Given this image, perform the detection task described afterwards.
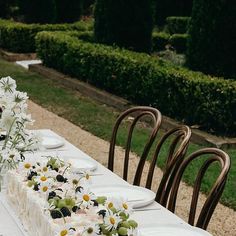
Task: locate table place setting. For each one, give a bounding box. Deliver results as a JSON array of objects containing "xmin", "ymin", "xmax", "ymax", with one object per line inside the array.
[{"xmin": 0, "ymin": 76, "xmax": 213, "ymax": 236}]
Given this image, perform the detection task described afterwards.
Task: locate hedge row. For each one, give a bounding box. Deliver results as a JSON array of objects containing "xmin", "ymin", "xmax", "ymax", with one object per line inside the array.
[
  {"xmin": 166, "ymin": 16, "xmax": 190, "ymax": 34},
  {"xmin": 152, "ymin": 32, "xmax": 188, "ymax": 53},
  {"xmin": 0, "ymin": 19, "xmax": 92, "ymax": 53},
  {"xmin": 35, "ymin": 31, "xmax": 236, "ymax": 136}
]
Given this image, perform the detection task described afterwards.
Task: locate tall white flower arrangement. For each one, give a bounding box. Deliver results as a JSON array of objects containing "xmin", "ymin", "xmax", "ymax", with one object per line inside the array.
[{"xmin": 0, "ymin": 76, "xmax": 41, "ymax": 172}]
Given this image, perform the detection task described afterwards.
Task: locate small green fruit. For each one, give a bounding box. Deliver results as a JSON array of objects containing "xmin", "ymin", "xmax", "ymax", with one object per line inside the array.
[
  {"xmin": 128, "ymin": 220, "xmax": 138, "ymax": 228},
  {"xmin": 118, "ymin": 227, "xmax": 128, "ymax": 236}
]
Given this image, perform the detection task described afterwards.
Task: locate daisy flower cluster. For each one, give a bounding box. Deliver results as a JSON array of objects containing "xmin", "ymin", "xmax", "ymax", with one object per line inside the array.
[
  {"xmin": 0, "ymin": 76, "xmax": 42, "ymax": 172},
  {"xmin": 17, "ymin": 155, "xmax": 139, "ymax": 236}
]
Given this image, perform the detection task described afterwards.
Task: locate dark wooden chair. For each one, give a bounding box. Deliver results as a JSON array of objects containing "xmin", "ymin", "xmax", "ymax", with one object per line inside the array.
[
  {"xmin": 108, "ymin": 106, "xmax": 162, "ymax": 186},
  {"xmin": 145, "ymin": 126, "xmax": 191, "ymax": 203},
  {"xmin": 166, "ymin": 148, "xmax": 230, "ymax": 230}
]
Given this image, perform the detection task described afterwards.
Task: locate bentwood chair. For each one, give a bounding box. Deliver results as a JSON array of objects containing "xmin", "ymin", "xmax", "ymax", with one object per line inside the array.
[
  {"xmin": 145, "ymin": 126, "xmax": 191, "ymax": 205},
  {"xmin": 166, "ymin": 148, "xmax": 230, "ymax": 230},
  {"xmin": 108, "ymin": 106, "xmax": 162, "ymax": 186}
]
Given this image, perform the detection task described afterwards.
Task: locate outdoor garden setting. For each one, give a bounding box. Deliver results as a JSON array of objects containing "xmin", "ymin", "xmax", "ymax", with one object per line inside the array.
[{"xmin": 0, "ymin": 0, "xmax": 235, "ymax": 236}]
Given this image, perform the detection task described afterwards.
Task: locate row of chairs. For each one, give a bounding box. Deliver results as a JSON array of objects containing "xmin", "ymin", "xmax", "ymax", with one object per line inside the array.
[{"xmin": 108, "ymin": 106, "xmax": 230, "ymax": 230}]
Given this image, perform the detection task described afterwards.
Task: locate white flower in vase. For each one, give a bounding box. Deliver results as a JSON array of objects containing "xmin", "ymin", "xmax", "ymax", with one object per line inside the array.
[{"xmin": 0, "ymin": 76, "xmax": 17, "ymax": 93}]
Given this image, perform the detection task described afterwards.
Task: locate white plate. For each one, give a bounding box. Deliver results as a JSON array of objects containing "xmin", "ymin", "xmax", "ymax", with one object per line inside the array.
[
  {"xmin": 92, "ymin": 185, "xmax": 155, "ymax": 208},
  {"xmin": 41, "ymin": 136, "xmax": 65, "ymax": 149},
  {"xmin": 139, "ymin": 225, "xmax": 212, "ymax": 236},
  {"xmin": 67, "ymin": 157, "xmax": 97, "ymax": 171}
]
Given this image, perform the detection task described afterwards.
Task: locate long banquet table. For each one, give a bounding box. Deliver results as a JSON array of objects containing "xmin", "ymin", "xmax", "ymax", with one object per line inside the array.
[{"xmin": 0, "ymin": 129, "xmax": 212, "ymax": 236}]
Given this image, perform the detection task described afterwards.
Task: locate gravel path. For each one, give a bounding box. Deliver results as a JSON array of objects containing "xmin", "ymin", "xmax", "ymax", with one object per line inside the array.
[{"xmin": 28, "ymin": 100, "xmax": 236, "ymax": 236}]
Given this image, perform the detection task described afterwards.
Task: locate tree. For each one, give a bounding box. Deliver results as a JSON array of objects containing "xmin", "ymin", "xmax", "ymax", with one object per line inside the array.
[
  {"xmin": 155, "ymin": 0, "xmax": 193, "ymax": 26},
  {"xmin": 55, "ymin": 0, "xmax": 83, "ymax": 23},
  {"xmin": 187, "ymin": 0, "xmax": 236, "ymax": 78},
  {"xmin": 94, "ymin": 0, "xmax": 154, "ymax": 53},
  {"xmin": 19, "ymin": 0, "xmax": 57, "ymax": 23}
]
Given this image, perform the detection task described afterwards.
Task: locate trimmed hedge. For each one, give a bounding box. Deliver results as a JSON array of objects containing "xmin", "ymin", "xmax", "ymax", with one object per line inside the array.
[
  {"xmin": 166, "ymin": 16, "xmax": 190, "ymax": 34},
  {"xmin": 0, "ymin": 19, "xmax": 92, "ymax": 53},
  {"xmin": 169, "ymin": 34, "xmax": 188, "ymax": 53},
  {"xmin": 152, "ymin": 32, "xmax": 187, "ymax": 53},
  {"xmin": 152, "ymin": 32, "xmax": 170, "ymax": 51},
  {"xmin": 35, "ymin": 31, "xmax": 236, "ymax": 136},
  {"xmin": 187, "ymin": 0, "xmax": 236, "ymax": 78}
]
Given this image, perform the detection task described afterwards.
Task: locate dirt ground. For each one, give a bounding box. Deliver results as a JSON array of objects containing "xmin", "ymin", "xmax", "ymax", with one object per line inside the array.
[{"xmin": 29, "ymin": 100, "xmax": 236, "ymax": 236}]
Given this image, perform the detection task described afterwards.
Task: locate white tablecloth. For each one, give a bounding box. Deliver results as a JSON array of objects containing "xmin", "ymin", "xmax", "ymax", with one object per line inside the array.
[{"xmin": 0, "ymin": 129, "xmax": 211, "ymax": 236}]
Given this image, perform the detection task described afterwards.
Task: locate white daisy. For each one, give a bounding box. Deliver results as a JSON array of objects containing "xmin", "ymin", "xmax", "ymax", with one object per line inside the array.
[
  {"xmin": 105, "ymin": 197, "xmax": 119, "ymax": 210},
  {"xmin": 83, "ymin": 223, "xmax": 100, "ymax": 236},
  {"xmin": 117, "ymin": 198, "xmax": 131, "ymax": 214},
  {"xmin": 104, "ymin": 210, "xmax": 122, "ymax": 231},
  {"xmin": 76, "ymin": 187, "xmax": 96, "ymax": 208},
  {"xmin": 56, "ymin": 224, "xmax": 76, "ymax": 236}
]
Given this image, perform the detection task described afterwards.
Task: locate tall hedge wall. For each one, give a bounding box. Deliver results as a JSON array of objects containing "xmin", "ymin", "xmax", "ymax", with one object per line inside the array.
[
  {"xmin": 36, "ymin": 31, "xmax": 236, "ymax": 136},
  {"xmin": 0, "ymin": 19, "xmax": 92, "ymax": 53},
  {"xmin": 187, "ymin": 0, "xmax": 236, "ymax": 78},
  {"xmin": 94, "ymin": 0, "xmax": 153, "ymax": 53}
]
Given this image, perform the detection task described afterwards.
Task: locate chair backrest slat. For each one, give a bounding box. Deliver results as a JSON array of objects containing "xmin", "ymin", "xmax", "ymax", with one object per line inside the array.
[
  {"xmin": 167, "ymin": 148, "xmax": 230, "ymax": 230},
  {"xmin": 108, "ymin": 106, "xmax": 162, "ymax": 185}
]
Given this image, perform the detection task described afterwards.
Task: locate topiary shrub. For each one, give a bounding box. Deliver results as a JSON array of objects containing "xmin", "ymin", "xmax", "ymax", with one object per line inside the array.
[
  {"xmin": 187, "ymin": 0, "xmax": 236, "ymax": 78},
  {"xmin": 0, "ymin": 0, "xmax": 8, "ymax": 18},
  {"xmin": 55, "ymin": 0, "xmax": 83, "ymax": 23},
  {"xmin": 169, "ymin": 34, "xmax": 188, "ymax": 53},
  {"xmin": 155, "ymin": 0, "xmax": 193, "ymax": 26},
  {"xmin": 152, "ymin": 32, "xmax": 170, "ymax": 51},
  {"xmin": 94, "ymin": 0, "xmax": 154, "ymax": 53},
  {"xmin": 166, "ymin": 16, "xmax": 190, "ymax": 34},
  {"xmin": 19, "ymin": 0, "xmax": 57, "ymax": 24}
]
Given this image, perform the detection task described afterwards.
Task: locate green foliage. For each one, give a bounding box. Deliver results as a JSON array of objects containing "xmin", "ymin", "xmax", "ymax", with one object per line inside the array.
[
  {"xmin": 83, "ymin": 0, "xmax": 95, "ymax": 16},
  {"xmin": 0, "ymin": 19, "xmax": 91, "ymax": 53},
  {"xmin": 55, "ymin": 0, "xmax": 83, "ymax": 23},
  {"xmin": 0, "ymin": 0, "xmax": 8, "ymax": 18},
  {"xmin": 19, "ymin": 0, "xmax": 57, "ymax": 23},
  {"xmin": 94, "ymin": 0, "xmax": 154, "ymax": 53},
  {"xmin": 152, "ymin": 32, "xmax": 170, "ymax": 51},
  {"xmin": 152, "ymin": 32, "xmax": 187, "ymax": 53},
  {"xmin": 36, "ymin": 31, "xmax": 236, "ymax": 136},
  {"xmin": 169, "ymin": 34, "xmax": 188, "ymax": 53},
  {"xmin": 166, "ymin": 16, "xmax": 190, "ymax": 34},
  {"xmin": 187, "ymin": 0, "xmax": 236, "ymax": 78},
  {"xmin": 155, "ymin": 0, "xmax": 193, "ymax": 26}
]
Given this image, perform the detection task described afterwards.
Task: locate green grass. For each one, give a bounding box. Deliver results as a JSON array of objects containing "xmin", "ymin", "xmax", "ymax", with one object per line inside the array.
[{"xmin": 0, "ymin": 59, "xmax": 236, "ymax": 210}]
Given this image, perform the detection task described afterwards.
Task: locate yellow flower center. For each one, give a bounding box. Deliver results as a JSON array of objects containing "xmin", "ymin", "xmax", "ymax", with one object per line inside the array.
[
  {"xmin": 110, "ymin": 217, "xmax": 116, "ymax": 225},
  {"xmin": 72, "ymin": 179, "xmax": 79, "ymax": 185},
  {"xmin": 60, "ymin": 230, "xmax": 68, "ymax": 236},
  {"xmin": 40, "ymin": 176, "xmax": 47, "ymax": 182},
  {"xmin": 83, "ymin": 194, "xmax": 90, "ymax": 202},
  {"xmin": 108, "ymin": 202, "xmax": 113, "ymax": 209},
  {"xmin": 86, "ymin": 174, "xmax": 90, "ymax": 180},
  {"xmin": 42, "ymin": 186, "xmax": 48, "ymax": 192},
  {"xmin": 123, "ymin": 203, "xmax": 128, "ymax": 210},
  {"xmin": 24, "ymin": 163, "xmax": 31, "ymax": 169},
  {"xmin": 42, "ymin": 167, "xmax": 48, "ymax": 172}
]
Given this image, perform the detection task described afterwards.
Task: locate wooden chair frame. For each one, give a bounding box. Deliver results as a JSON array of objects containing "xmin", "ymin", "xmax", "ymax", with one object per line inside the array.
[
  {"xmin": 167, "ymin": 148, "xmax": 230, "ymax": 229},
  {"xmin": 108, "ymin": 106, "xmax": 162, "ymax": 186},
  {"xmin": 145, "ymin": 126, "xmax": 191, "ymax": 205}
]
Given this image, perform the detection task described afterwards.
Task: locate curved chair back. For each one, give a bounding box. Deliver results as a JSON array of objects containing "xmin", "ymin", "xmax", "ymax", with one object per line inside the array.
[
  {"xmin": 146, "ymin": 126, "xmax": 191, "ymax": 202},
  {"xmin": 108, "ymin": 106, "xmax": 162, "ymax": 186},
  {"xmin": 167, "ymin": 148, "xmax": 230, "ymax": 229}
]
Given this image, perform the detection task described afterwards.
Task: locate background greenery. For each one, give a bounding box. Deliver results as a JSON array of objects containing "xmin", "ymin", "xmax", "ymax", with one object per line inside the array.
[{"xmin": 0, "ymin": 58, "xmax": 235, "ymax": 210}]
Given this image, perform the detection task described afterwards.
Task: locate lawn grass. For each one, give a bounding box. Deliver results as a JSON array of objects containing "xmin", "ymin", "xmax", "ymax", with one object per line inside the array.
[{"xmin": 0, "ymin": 59, "xmax": 235, "ymax": 210}]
